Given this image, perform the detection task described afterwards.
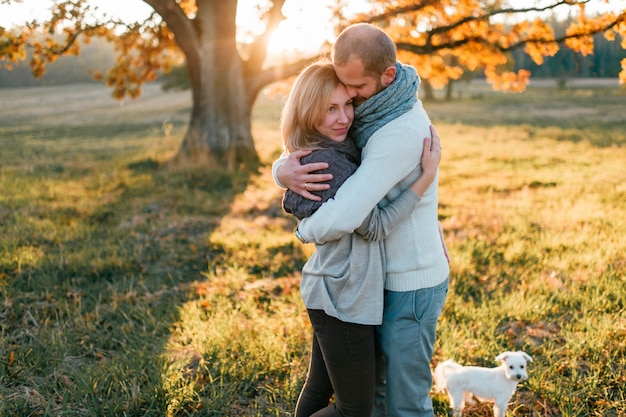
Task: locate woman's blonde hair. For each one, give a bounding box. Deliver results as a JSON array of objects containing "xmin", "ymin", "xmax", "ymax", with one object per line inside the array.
[{"xmin": 281, "ymin": 60, "xmax": 342, "ymax": 153}]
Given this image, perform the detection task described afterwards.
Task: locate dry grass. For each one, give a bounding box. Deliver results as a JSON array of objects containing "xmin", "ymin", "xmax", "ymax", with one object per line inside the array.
[{"xmin": 0, "ymin": 80, "xmax": 625, "ymax": 416}]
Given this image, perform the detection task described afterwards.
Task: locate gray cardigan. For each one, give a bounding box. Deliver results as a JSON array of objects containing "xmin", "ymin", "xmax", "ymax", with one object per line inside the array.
[{"xmin": 284, "ymin": 137, "xmax": 422, "ymax": 325}]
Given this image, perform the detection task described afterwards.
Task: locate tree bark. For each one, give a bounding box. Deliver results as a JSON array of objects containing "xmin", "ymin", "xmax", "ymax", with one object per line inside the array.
[
  {"xmin": 421, "ymin": 78, "xmax": 435, "ymax": 101},
  {"xmin": 445, "ymin": 79, "xmax": 454, "ymax": 101},
  {"xmin": 170, "ymin": 0, "xmax": 259, "ymax": 170},
  {"xmin": 175, "ymin": 46, "xmax": 258, "ymax": 170}
]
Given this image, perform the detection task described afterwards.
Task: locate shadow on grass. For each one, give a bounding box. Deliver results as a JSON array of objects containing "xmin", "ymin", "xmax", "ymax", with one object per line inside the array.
[{"xmin": 0, "ymin": 150, "xmax": 263, "ymax": 414}]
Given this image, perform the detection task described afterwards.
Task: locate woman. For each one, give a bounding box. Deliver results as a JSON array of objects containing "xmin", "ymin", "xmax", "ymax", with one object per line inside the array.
[{"xmin": 281, "ymin": 60, "xmax": 441, "ymax": 417}]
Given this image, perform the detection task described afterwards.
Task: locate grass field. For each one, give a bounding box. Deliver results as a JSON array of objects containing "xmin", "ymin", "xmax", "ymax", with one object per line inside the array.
[{"xmin": 0, "ymin": 79, "xmax": 625, "ymax": 416}]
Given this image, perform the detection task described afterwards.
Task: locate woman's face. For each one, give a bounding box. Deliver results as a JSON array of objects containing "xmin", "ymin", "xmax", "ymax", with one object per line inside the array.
[{"xmin": 315, "ymin": 84, "xmax": 354, "ymax": 142}]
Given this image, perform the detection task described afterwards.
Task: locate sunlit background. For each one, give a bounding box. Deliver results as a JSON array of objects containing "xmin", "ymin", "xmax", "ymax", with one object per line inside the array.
[
  {"xmin": 0, "ymin": 0, "xmax": 369, "ymax": 59},
  {"xmin": 1, "ymin": 0, "xmax": 624, "ymax": 60}
]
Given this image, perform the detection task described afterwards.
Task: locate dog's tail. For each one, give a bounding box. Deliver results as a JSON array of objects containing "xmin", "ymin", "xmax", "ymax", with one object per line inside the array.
[{"xmin": 433, "ymin": 359, "xmax": 461, "ymax": 392}]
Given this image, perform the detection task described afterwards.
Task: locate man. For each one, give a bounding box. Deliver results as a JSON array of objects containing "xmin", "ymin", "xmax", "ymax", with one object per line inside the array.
[{"xmin": 274, "ymin": 23, "xmax": 450, "ymax": 417}]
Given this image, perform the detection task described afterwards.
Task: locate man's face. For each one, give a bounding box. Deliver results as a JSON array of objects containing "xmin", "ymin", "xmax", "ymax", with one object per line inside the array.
[{"xmin": 334, "ymin": 57, "xmax": 385, "ymax": 106}]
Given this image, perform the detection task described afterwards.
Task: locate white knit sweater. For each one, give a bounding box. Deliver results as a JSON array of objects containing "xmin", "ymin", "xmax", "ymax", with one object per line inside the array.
[{"xmin": 297, "ymin": 101, "xmax": 450, "ymax": 291}]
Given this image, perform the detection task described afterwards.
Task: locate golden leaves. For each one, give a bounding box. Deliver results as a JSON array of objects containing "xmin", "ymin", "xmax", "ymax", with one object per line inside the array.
[
  {"xmin": 565, "ymin": 34, "xmax": 595, "ymax": 56},
  {"xmin": 178, "ymin": 0, "xmax": 198, "ymax": 17},
  {"xmin": 1, "ymin": 0, "xmax": 624, "ymax": 98},
  {"xmin": 0, "ymin": 0, "xmax": 181, "ymax": 100},
  {"xmin": 0, "ymin": 28, "xmax": 28, "ymax": 70},
  {"xmin": 0, "ymin": 0, "xmax": 108, "ymax": 78},
  {"xmin": 384, "ymin": 0, "xmax": 625, "ymax": 92},
  {"xmin": 102, "ymin": 23, "xmax": 181, "ymax": 101},
  {"xmin": 485, "ymin": 68, "xmax": 531, "ymax": 92},
  {"xmin": 517, "ymin": 19, "xmax": 560, "ymax": 65},
  {"xmin": 604, "ymin": 30, "xmax": 615, "ymax": 42}
]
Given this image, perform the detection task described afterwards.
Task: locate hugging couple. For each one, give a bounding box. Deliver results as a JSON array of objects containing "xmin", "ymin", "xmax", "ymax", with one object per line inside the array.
[{"xmin": 274, "ymin": 23, "xmax": 450, "ymax": 417}]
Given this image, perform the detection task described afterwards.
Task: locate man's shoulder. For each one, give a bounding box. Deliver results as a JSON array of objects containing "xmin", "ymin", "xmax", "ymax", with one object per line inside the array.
[
  {"xmin": 395, "ymin": 100, "xmax": 428, "ymax": 123},
  {"xmin": 365, "ymin": 104, "xmax": 431, "ymax": 148},
  {"xmin": 379, "ymin": 102, "xmax": 429, "ymax": 131}
]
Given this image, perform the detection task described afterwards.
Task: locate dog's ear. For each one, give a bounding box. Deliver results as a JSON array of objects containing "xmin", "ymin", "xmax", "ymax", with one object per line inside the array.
[
  {"xmin": 521, "ymin": 351, "xmax": 533, "ymax": 363},
  {"xmin": 495, "ymin": 352, "xmax": 509, "ymax": 363}
]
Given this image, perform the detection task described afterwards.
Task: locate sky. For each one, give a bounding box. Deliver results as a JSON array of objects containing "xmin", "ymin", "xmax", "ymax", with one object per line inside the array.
[
  {"xmin": 1, "ymin": 0, "xmax": 623, "ymax": 27},
  {"xmin": 1, "ymin": 0, "xmax": 623, "ymax": 26},
  {"xmin": 0, "ymin": 0, "xmax": 153, "ymax": 27},
  {"xmin": 0, "ymin": 0, "xmax": 358, "ymax": 29}
]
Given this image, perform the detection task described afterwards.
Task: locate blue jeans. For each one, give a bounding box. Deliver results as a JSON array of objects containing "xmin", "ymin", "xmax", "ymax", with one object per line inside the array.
[
  {"xmin": 295, "ymin": 310, "xmax": 376, "ymax": 417},
  {"xmin": 372, "ymin": 277, "xmax": 449, "ymax": 417}
]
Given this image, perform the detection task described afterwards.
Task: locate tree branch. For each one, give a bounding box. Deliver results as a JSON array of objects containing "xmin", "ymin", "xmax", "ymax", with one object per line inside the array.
[
  {"xmin": 246, "ymin": 55, "xmax": 320, "ymax": 98},
  {"xmin": 142, "ymin": 0, "xmax": 197, "ymax": 56},
  {"xmin": 350, "ymin": 0, "xmax": 438, "ymax": 24},
  {"xmin": 245, "ymin": 0, "xmax": 286, "ymax": 73},
  {"xmin": 397, "ymin": 16, "xmax": 623, "ymax": 55},
  {"xmin": 389, "ymin": 0, "xmax": 624, "ymax": 56},
  {"xmin": 426, "ymin": 0, "xmax": 593, "ymax": 38},
  {"xmin": 364, "ymin": 0, "xmax": 593, "ymax": 27}
]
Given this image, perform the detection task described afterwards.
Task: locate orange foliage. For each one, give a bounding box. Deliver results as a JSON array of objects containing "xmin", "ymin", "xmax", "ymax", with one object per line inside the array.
[
  {"xmin": 365, "ymin": 0, "xmax": 625, "ymax": 92},
  {"xmin": 1, "ymin": 0, "xmax": 625, "ymax": 97},
  {"xmin": 0, "ymin": 0, "xmax": 180, "ymax": 100}
]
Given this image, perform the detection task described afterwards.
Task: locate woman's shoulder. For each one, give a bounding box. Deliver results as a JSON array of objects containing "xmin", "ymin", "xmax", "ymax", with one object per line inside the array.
[
  {"xmin": 301, "ymin": 143, "xmax": 358, "ymax": 166},
  {"xmin": 301, "ymin": 139, "xmax": 360, "ymax": 164}
]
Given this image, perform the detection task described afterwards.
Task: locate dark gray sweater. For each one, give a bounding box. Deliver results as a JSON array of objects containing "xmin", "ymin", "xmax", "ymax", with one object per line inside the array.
[{"xmin": 282, "ymin": 136, "xmax": 360, "ymax": 220}]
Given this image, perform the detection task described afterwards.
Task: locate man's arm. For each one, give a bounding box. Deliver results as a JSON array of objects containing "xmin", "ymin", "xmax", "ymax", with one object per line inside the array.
[
  {"xmin": 298, "ymin": 117, "xmax": 430, "ymax": 243},
  {"xmin": 354, "ymin": 131, "xmax": 441, "ymax": 242},
  {"xmin": 272, "ymin": 150, "xmax": 333, "ymax": 202}
]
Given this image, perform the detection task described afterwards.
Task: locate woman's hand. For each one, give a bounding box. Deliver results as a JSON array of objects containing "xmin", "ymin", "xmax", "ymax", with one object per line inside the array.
[
  {"xmin": 421, "ymin": 125, "xmax": 442, "ymax": 178},
  {"xmin": 409, "ymin": 125, "xmax": 442, "ymax": 197}
]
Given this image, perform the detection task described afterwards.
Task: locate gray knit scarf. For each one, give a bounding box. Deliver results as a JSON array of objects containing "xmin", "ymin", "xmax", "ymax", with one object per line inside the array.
[{"xmin": 349, "ymin": 62, "xmax": 420, "ymax": 149}]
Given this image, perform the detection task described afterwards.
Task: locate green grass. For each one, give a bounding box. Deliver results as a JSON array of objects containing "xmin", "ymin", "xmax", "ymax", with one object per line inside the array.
[{"xmin": 0, "ymin": 80, "xmax": 625, "ymax": 416}]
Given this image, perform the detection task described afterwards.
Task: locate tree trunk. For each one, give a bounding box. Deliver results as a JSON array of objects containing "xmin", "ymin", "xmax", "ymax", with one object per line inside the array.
[
  {"xmin": 175, "ymin": 53, "xmax": 259, "ymax": 170},
  {"xmin": 173, "ymin": 0, "xmax": 259, "ymax": 171},
  {"xmin": 421, "ymin": 78, "xmax": 435, "ymax": 101},
  {"xmin": 445, "ymin": 79, "xmax": 454, "ymax": 101}
]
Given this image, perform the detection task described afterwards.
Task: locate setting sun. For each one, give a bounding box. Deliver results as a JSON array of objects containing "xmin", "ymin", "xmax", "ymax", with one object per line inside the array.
[
  {"xmin": 237, "ymin": 0, "xmax": 341, "ymax": 60},
  {"xmin": 262, "ymin": 0, "xmax": 375, "ymax": 58},
  {"xmin": 266, "ymin": 20, "xmax": 328, "ymax": 59}
]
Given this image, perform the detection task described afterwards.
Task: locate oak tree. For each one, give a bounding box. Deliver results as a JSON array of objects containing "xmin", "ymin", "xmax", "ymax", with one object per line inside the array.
[{"xmin": 1, "ymin": 0, "xmax": 624, "ymax": 168}]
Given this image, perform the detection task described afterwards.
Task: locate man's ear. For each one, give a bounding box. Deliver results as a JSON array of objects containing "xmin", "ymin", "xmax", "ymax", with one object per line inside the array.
[{"xmin": 381, "ymin": 65, "xmax": 396, "ymax": 86}]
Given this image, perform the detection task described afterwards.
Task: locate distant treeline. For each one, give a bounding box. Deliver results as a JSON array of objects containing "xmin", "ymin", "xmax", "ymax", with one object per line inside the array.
[
  {"xmin": 512, "ymin": 32, "xmax": 626, "ymax": 79},
  {"xmin": 1, "ymin": 30, "xmax": 624, "ymax": 89}
]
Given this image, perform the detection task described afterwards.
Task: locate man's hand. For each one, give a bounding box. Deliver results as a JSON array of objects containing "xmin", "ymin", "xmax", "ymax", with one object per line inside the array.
[{"xmin": 277, "ymin": 149, "xmax": 333, "ymax": 202}]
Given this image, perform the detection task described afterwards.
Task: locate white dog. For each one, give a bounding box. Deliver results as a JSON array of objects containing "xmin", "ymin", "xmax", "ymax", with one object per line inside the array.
[{"xmin": 434, "ymin": 351, "xmax": 532, "ymax": 417}]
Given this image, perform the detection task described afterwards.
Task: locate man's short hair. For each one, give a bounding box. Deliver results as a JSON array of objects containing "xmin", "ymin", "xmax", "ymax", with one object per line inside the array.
[{"xmin": 332, "ymin": 23, "xmax": 397, "ymax": 76}]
